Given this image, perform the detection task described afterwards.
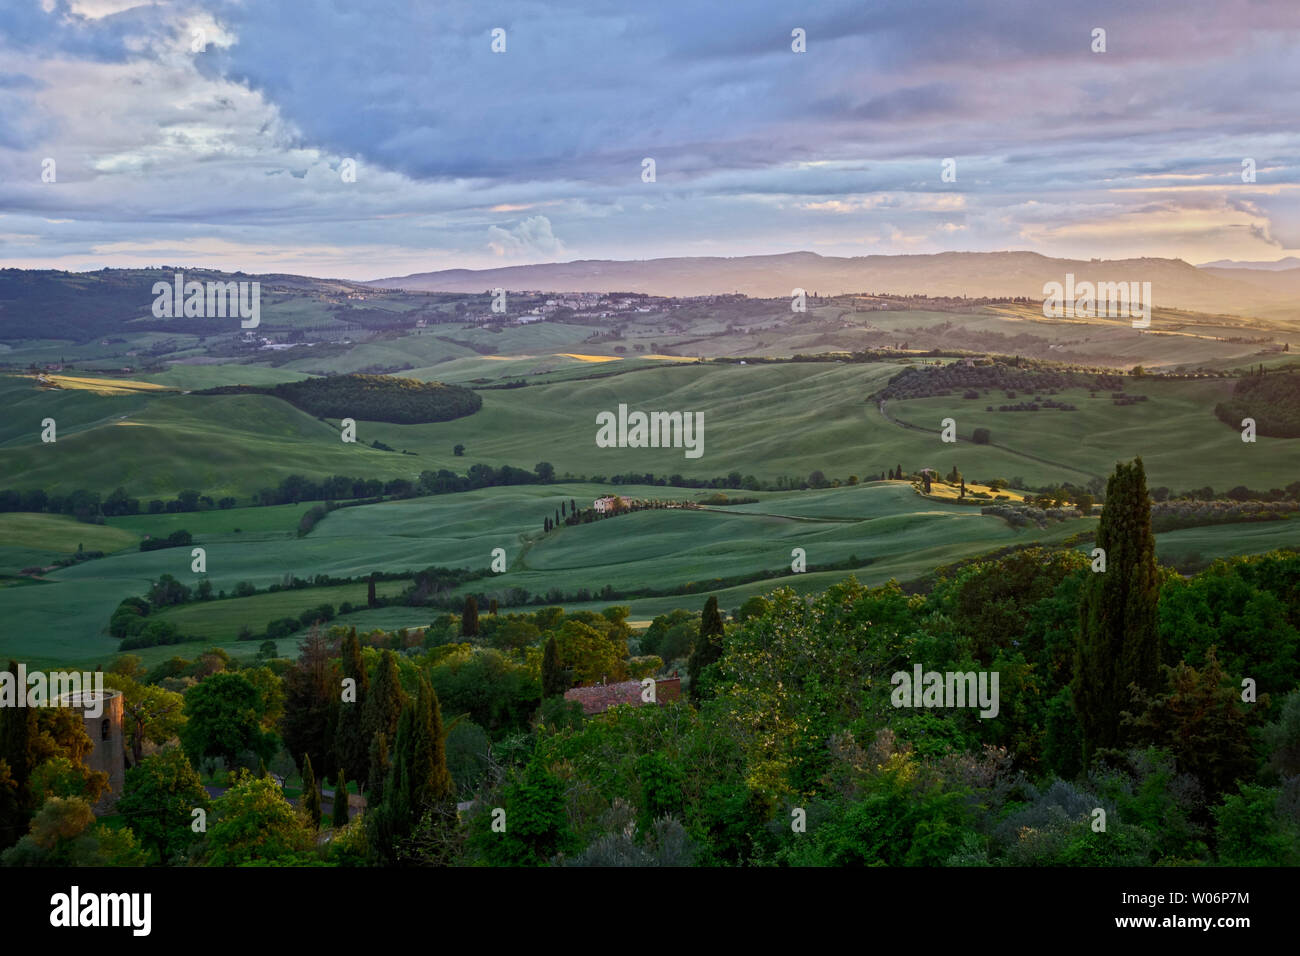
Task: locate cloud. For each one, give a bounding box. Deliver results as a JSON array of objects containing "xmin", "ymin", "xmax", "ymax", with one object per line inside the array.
[
  {"xmin": 0, "ymin": 0, "xmax": 1297, "ymax": 275},
  {"xmin": 487, "ymin": 215, "xmax": 565, "ymax": 258}
]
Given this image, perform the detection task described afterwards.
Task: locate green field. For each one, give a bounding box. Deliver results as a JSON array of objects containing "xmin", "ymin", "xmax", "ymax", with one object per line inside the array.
[
  {"xmin": 1, "ymin": 479, "xmax": 1296, "ymax": 670},
  {"xmin": 0, "ymin": 482, "xmax": 1104, "ymax": 667},
  {"xmin": 3, "ymin": 362, "xmax": 1292, "ymax": 500},
  {"xmin": 0, "ymin": 512, "xmax": 138, "ymax": 553},
  {"xmin": 137, "ymin": 364, "xmax": 314, "ymax": 389},
  {"xmin": 106, "ymin": 503, "xmax": 308, "ymax": 536},
  {"xmin": 884, "ymin": 378, "xmax": 1296, "ymax": 490},
  {"xmin": 1154, "ymin": 518, "xmax": 1300, "ymax": 566},
  {"xmin": 0, "ymin": 389, "xmax": 409, "ymax": 498},
  {"xmin": 152, "ymin": 578, "xmax": 411, "ymax": 642},
  {"xmin": 0, "ymin": 512, "xmax": 140, "ymax": 576}
]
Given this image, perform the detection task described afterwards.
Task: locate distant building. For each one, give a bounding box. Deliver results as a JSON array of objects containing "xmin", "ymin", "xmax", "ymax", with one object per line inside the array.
[
  {"xmin": 593, "ymin": 495, "xmax": 619, "ymax": 513},
  {"xmin": 57, "ymin": 689, "xmax": 125, "ymax": 813}
]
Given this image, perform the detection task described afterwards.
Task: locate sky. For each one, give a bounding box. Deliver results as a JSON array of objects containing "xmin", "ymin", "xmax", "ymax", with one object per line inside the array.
[{"xmin": 1, "ymin": 0, "xmax": 1299, "ymax": 279}]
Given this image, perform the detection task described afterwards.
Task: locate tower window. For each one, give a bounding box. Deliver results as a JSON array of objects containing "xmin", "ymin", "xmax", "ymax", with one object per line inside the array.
[{"xmin": 100, "ymin": 719, "xmax": 110, "ymax": 741}]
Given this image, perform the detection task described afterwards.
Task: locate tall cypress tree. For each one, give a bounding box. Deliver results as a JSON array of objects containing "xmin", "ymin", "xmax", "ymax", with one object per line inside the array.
[
  {"xmin": 410, "ymin": 678, "xmax": 454, "ymax": 811},
  {"xmin": 541, "ymin": 636, "xmax": 566, "ymax": 698},
  {"xmin": 367, "ymin": 573, "xmax": 378, "ymax": 608},
  {"xmin": 335, "ymin": 628, "xmax": 369, "ymax": 785},
  {"xmin": 301, "ymin": 753, "xmax": 322, "ymax": 828},
  {"xmin": 687, "ymin": 596, "xmax": 726, "ymax": 703},
  {"xmin": 332, "ymin": 768, "xmax": 350, "ymax": 828},
  {"xmin": 366, "ymin": 732, "xmax": 389, "ymax": 805},
  {"xmin": 461, "ymin": 595, "xmax": 479, "ymax": 637},
  {"xmin": 361, "ymin": 650, "xmax": 406, "ymax": 797},
  {"xmin": 1074, "ymin": 457, "xmax": 1162, "ymax": 766}
]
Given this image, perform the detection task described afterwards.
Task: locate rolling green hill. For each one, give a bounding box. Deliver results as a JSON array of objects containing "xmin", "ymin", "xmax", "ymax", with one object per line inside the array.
[{"xmin": 1, "ymin": 361, "xmax": 1295, "ymax": 499}]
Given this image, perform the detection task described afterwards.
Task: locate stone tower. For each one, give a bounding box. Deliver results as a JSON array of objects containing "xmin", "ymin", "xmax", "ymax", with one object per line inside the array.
[{"xmin": 58, "ymin": 689, "xmax": 126, "ymax": 812}]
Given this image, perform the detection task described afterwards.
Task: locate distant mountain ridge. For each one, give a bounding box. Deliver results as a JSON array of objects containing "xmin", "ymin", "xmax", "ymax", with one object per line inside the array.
[
  {"xmin": 365, "ymin": 250, "xmax": 1298, "ymax": 320},
  {"xmin": 1197, "ymin": 257, "xmax": 1300, "ymax": 271}
]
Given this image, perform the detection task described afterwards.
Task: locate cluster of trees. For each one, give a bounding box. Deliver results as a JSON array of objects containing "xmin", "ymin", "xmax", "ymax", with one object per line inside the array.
[
  {"xmin": 986, "ymin": 398, "xmax": 1079, "ymax": 412},
  {"xmin": 1214, "ymin": 369, "xmax": 1300, "ymax": 438},
  {"xmin": 139, "ymin": 529, "xmax": 193, "ymax": 552},
  {"xmin": 0, "ymin": 486, "xmax": 235, "ymax": 523},
  {"xmin": 1150, "ymin": 481, "xmax": 1300, "ymax": 503},
  {"xmin": 542, "ymin": 498, "xmax": 576, "ymax": 532},
  {"xmin": 877, "ymin": 361, "xmax": 1127, "ymax": 402},
  {"xmin": 105, "ymin": 566, "xmax": 487, "ymax": 649},
  {"xmin": 1150, "ymin": 498, "xmax": 1299, "ymax": 532},
  {"xmin": 199, "ymin": 373, "xmax": 482, "ymax": 424}
]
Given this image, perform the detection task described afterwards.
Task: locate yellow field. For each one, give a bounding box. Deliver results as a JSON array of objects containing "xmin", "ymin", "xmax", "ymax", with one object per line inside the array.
[
  {"xmin": 556, "ymin": 353, "xmax": 621, "ymax": 363},
  {"xmin": 36, "ymin": 374, "xmax": 171, "ymax": 395},
  {"xmin": 919, "ymin": 480, "xmax": 1028, "ymax": 503}
]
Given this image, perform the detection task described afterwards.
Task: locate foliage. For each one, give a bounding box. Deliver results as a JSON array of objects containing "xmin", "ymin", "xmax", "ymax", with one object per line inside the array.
[
  {"xmin": 117, "ymin": 748, "xmax": 208, "ymax": 863},
  {"xmin": 180, "ymin": 672, "xmax": 279, "ymax": 769},
  {"xmin": 1075, "ymin": 458, "xmax": 1161, "ymax": 764},
  {"xmin": 203, "ymin": 771, "xmax": 315, "ymax": 866}
]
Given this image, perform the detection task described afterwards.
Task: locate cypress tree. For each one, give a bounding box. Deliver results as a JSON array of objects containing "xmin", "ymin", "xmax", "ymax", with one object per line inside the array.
[
  {"xmin": 570, "ymin": 498, "xmax": 576, "ymax": 515},
  {"xmin": 541, "ymin": 636, "xmax": 566, "ymax": 698},
  {"xmin": 687, "ymin": 596, "xmax": 726, "ymax": 703},
  {"xmin": 372, "ymin": 677, "xmax": 457, "ymax": 861},
  {"xmin": 461, "ymin": 595, "xmax": 479, "ymax": 637},
  {"xmin": 360, "ymin": 650, "xmax": 406, "ymax": 797},
  {"xmin": 332, "ymin": 769, "xmax": 350, "ymax": 828},
  {"xmin": 301, "ymin": 753, "xmax": 322, "ymax": 828},
  {"xmin": 409, "ymin": 678, "xmax": 454, "ymax": 810},
  {"xmin": 489, "ymin": 598, "xmax": 498, "ymax": 616},
  {"xmin": 335, "ymin": 628, "xmax": 369, "ymax": 786},
  {"xmin": 367, "ymin": 573, "xmax": 377, "ymax": 608},
  {"xmin": 367, "ymin": 732, "xmax": 389, "ymax": 805},
  {"xmin": 1073, "ymin": 457, "xmax": 1162, "ymax": 766}
]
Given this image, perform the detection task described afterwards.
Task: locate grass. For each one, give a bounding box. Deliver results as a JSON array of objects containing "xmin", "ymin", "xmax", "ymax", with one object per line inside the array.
[
  {"xmin": 0, "ymin": 512, "xmax": 138, "ymax": 554},
  {"xmin": 107, "ymin": 503, "xmax": 308, "ymax": 536},
  {"xmin": 0, "ymin": 390, "xmax": 413, "ymax": 498},
  {"xmin": 5, "ymin": 362, "xmax": 1291, "ymax": 499},
  {"xmin": 1155, "ymin": 517, "xmax": 1299, "ymax": 567},
  {"xmin": 1, "ymin": 483, "xmax": 1294, "ymax": 670},
  {"xmin": 137, "ymin": 364, "xmax": 314, "ymax": 390},
  {"xmin": 884, "ymin": 377, "xmax": 1296, "ymax": 490},
  {"xmin": 40, "ymin": 374, "xmax": 172, "ymax": 395},
  {"xmin": 0, "ymin": 512, "xmax": 140, "ymax": 576},
  {"xmin": 153, "ymin": 578, "xmax": 411, "ymax": 642}
]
